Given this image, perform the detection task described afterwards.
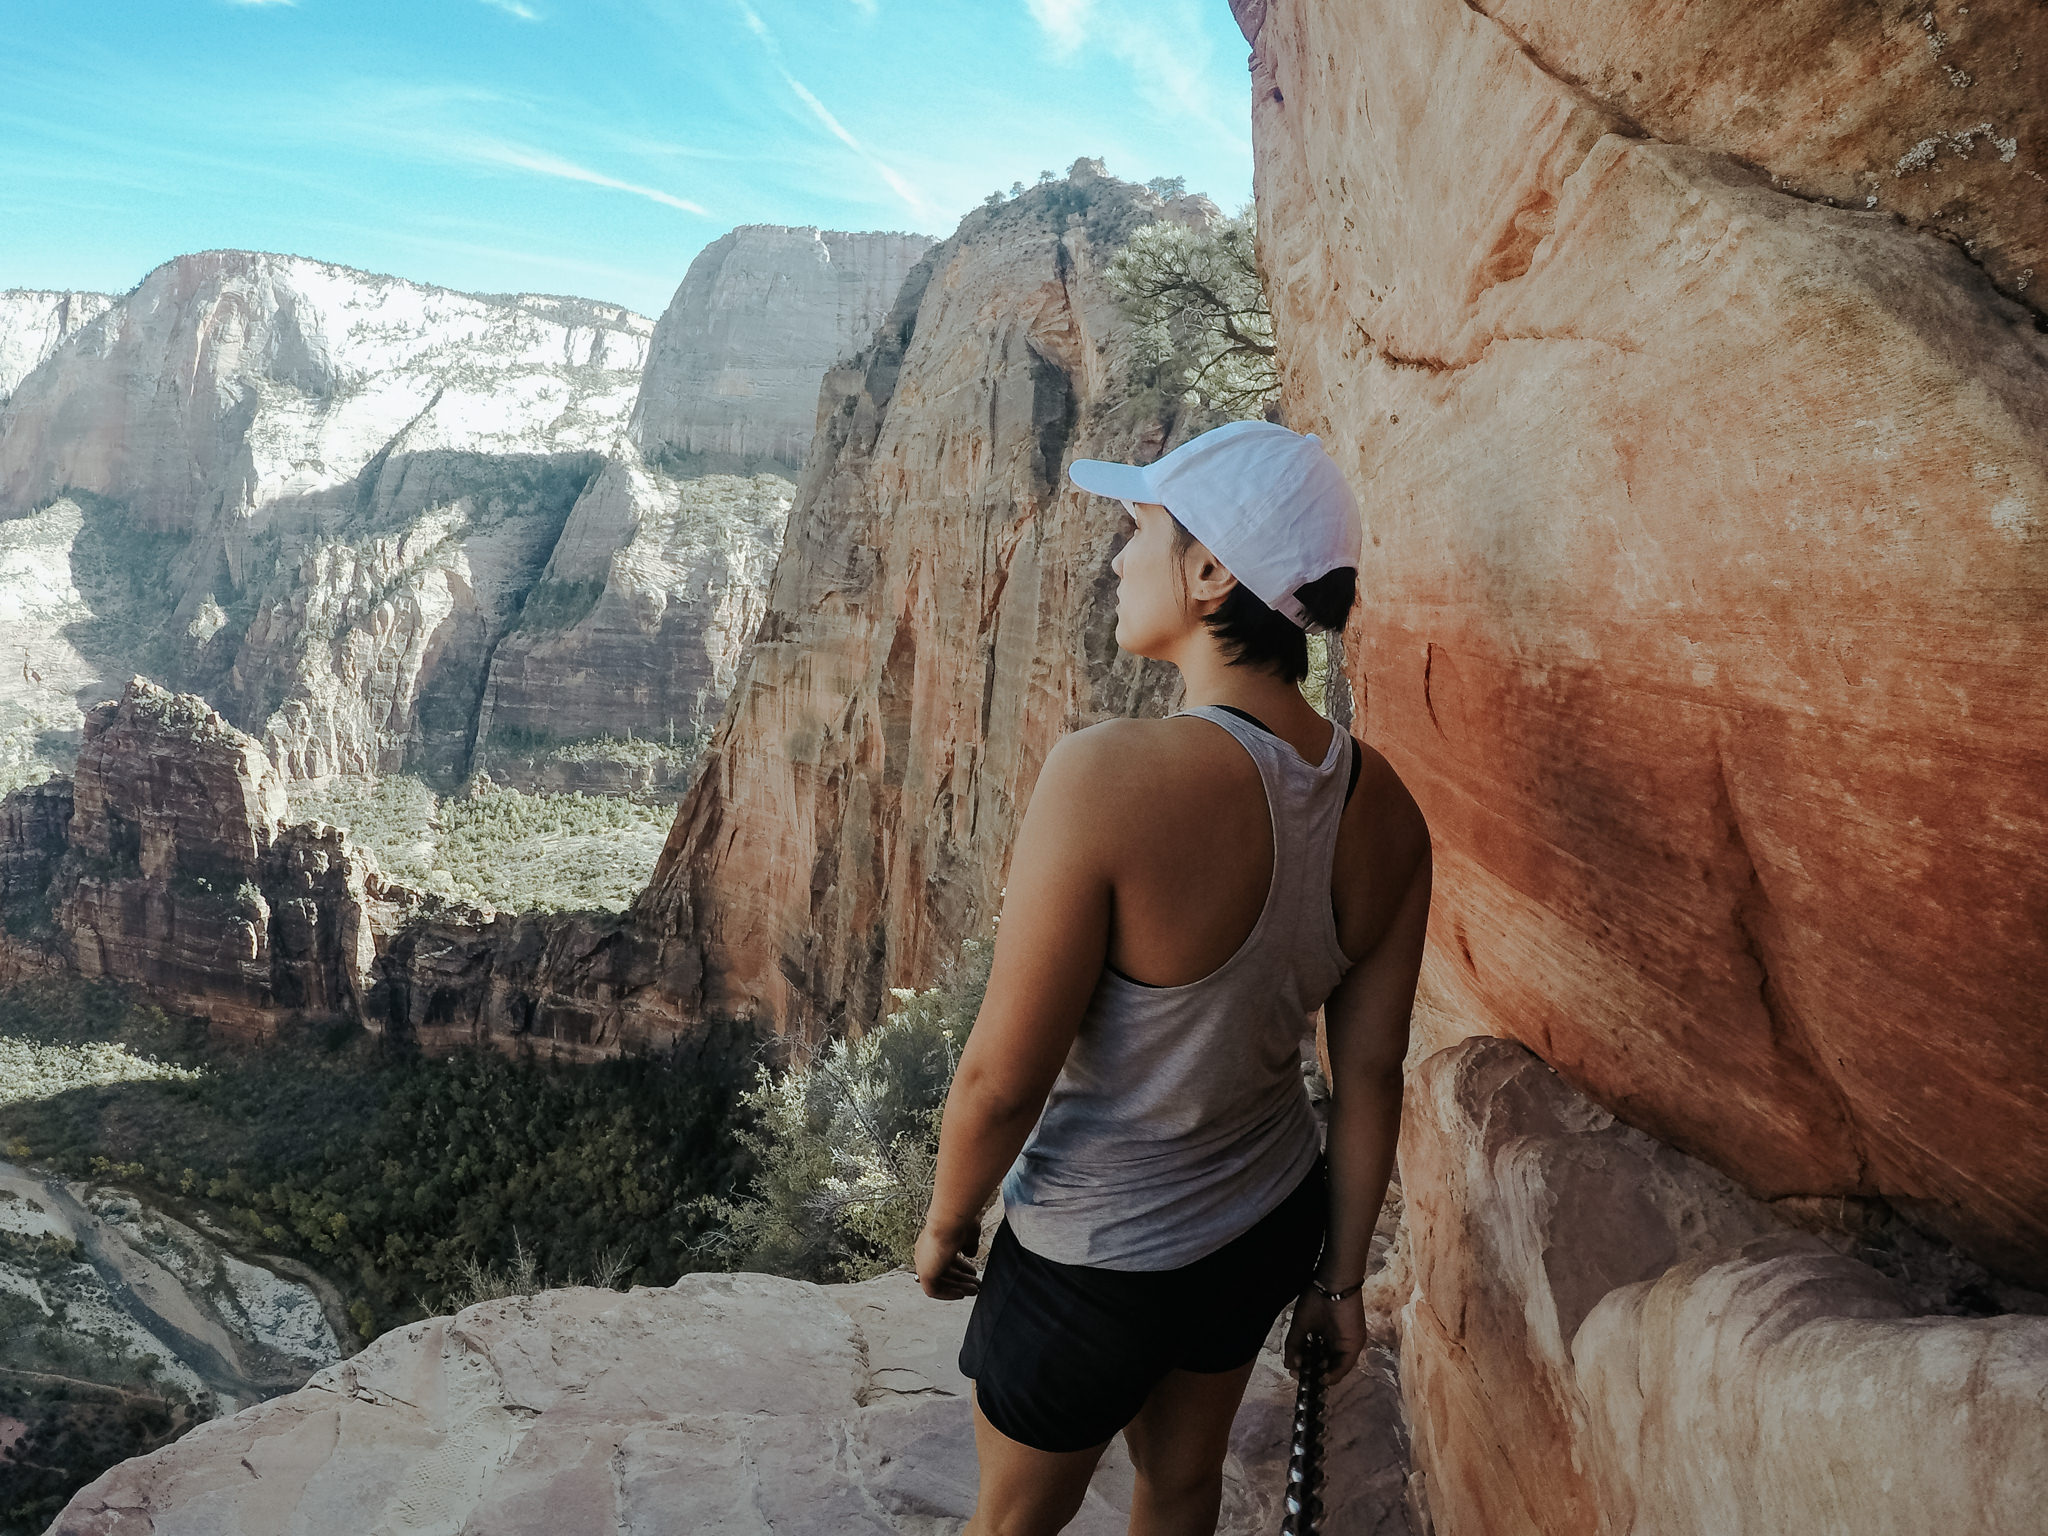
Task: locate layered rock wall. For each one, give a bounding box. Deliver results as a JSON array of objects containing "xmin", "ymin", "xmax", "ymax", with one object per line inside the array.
[
  {"xmin": 366, "ymin": 903, "xmax": 689, "ymax": 1057},
  {"xmin": 0, "ymin": 252, "xmax": 655, "ymax": 783},
  {"xmin": 0, "ymin": 237, "xmax": 910, "ymax": 791},
  {"xmin": 1398, "ymin": 1038, "xmax": 2048, "ymax": 1536},
  {"xmin": 630, "ymin": 226, "xmax": 934, "ymax": 471},
  {"xmin": 471, "ymin": 450, "xmax": 793, "ymax": 791},
  {"xmin": 0, "ymin": 289, "xmax": 113, "ymax": 402},
  {"xmin": 1237, "ymin": 0, "xmax": 2048, "ymax": 1281},
  {"xmin": 0, "ymin": 242, "xmax": 851, "ymax": 790},
  {"xmin": 0, "ymin": 253, "xmax": 649, "ymax": 537},
  {"xmin": 630, "ymin": 168, "xmax": 1208, "ymax": 1042},
  {"xmin": 0, "ymin": 679, "xmax": 376, "ymax": 1033}
]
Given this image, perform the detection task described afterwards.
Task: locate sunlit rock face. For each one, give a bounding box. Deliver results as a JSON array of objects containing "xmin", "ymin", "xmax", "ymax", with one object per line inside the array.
[
  {"xmin": 46, "ymin": 1271, "xmax": 1416, "ymax": 1535},
  {"xmin": 1398, "ymin": 1038, "xmax": 2048, "ymax": 1536},
  {"xmin": 0, "ymin": 290, "xmax": 113, "ymax": 402},
  {"xmin": 0, "ymin": 251, "xmax": 654, "ymax": 783},
  {"xmin": 6, "ymin": 678, "xmax": 378, "ymax": 1034},
  {"xmin": 472, "ymin": 227, "xmax": 931, "ymax": 796},
  {"xmin": 0, "ymin": 250, "xmax": 649, "ymax": 535},
  {"xmin": 630, "ymin": 226, "xmax": 935, "ymax": 471},
  {"xmin": 471, "ymin": 448, "xmax": 794, "ymax": 795},
  {"xmin": 0, "ymin": 241, "xmax": 912, "ymax": 791},
  {"xmin": 1235, "ymin": 0, "xmax": 2048, "ymax": 1283},
  {"xmin": 631, "ymin": 167, "xmax": 1207, "ymax": 1044}
]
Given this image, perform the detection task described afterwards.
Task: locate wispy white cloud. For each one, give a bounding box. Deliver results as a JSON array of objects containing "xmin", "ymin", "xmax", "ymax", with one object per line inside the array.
[
  {"xmin": 781, "ymin": 78, "xmax": 926, "ymax": 210},
  {"xmin": 732, "ymin": 1, "xmax": 931, "ymax": 217},
  {"xmin": 480, "ymin": 0, "xmax": 541, "ymax": 18},
  {"xmin": 459, "ymin": 138, "xmax": 708, "ymax": 213},
  {"xmin": 1025, "ymin": 0, "xmax": 1091, "ymax": 53},
  {"xmin": 372, "ymin": 226, "xmax": 668, "ymax": 300}
]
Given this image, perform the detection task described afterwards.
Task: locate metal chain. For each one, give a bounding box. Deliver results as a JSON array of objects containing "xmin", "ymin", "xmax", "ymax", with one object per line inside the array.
[{"xmin": 1281, "ymin": 1330, "xmax": 1329, "ymax": 1536}]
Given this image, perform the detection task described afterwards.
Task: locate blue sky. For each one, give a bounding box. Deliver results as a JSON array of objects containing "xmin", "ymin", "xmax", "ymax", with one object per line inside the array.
[{"xmin": 0, "ymin": 0, "xmax": 1254, "ymax": 316}]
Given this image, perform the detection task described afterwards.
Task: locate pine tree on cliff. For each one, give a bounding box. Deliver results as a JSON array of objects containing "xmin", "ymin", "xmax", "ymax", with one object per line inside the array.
[{"xmin": 1106, "ymin": 207, "xmax": 1278, "ymax": 420}]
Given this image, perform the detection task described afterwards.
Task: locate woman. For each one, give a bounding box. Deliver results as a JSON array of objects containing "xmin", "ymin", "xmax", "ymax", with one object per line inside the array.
[{"xmin": 914, "ymin": 419, "xmax": 1433, "ymax": 1536}]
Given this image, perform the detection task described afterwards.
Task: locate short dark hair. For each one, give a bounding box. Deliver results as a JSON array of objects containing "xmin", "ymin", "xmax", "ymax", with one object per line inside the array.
[{"xmin": 1169, "ymin": 516, "xmax": 1357, "ymax": 684}]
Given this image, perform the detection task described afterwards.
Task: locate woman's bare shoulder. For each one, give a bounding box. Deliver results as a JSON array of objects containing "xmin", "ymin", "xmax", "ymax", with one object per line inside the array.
[
  {"xmin": 1051, "ymin": 715, "xmax": 1204, "ymax": 764},
  {"xmin": 1031, "ymin": 717, "xmax": 1232, "ymax": 821},
  {"xmin": 1344, "ymin": 738, "xmax": 1431, "ymax": 873}
]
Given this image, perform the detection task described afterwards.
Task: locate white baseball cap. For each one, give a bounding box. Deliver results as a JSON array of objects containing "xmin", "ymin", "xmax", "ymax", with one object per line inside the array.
[{"xmin": 1067, "ymin": 420, "xmax": 1361, "ymax": 631}]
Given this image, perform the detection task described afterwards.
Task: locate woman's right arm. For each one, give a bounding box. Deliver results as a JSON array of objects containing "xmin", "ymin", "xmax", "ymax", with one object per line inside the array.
[
  {"xmin": 1286, "ymin": 827, "xmax": 1432, "ymax": 1382},
  {"xmin": 914, "ymin": 727, "xmax": 1121, "ymax": 1299}
]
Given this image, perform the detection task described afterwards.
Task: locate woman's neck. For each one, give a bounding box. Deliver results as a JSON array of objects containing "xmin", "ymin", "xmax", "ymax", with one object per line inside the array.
[{"xmin": 1172, "ymin": 643, "xmax": 1336, "ymax": 764}]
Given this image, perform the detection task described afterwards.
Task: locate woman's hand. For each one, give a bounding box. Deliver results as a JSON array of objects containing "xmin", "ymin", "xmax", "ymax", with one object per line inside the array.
[
  {"xmin": 915, "ymin": 1213, "xmax": 983, "ymax": 1300},
  {"xmin": 1284, "ymin": 1284, "xmax": 1368, "ymax": 1384}
]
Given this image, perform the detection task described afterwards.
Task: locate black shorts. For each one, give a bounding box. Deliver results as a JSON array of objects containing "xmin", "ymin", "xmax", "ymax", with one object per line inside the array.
[{"xmin": 958, "ymin": 1157, "xmax": 1327, "ymax": 1453}]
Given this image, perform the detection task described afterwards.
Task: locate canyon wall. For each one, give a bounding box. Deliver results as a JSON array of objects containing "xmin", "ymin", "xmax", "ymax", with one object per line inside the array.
[
  {"xmin": 469, "ymin": 454, "xmax": 792, "ymax": 796},
  {"xmin": 629, "ymin": 226, "xmax": 934, "ymax": 472},
  {"xmin": 0, "ymin": 235, "xmax": 916, "ymax": 793},
  {"xmin": 0, "ymin": 251, "xmax": 655, "ymax": 785},
  {"xmin": 1397, "ymin": 1038, "xmax": 2047, "ymax": 1536},
  {"xmin": 1236, "ymin": 0, "xmax": 2048, "ymax": 1278},
  {"xmin": 1233, "ymin": 0, "xmax": 2048, "ymax": 1528},
  {"xmin": 0, "ymin": 672, "xmax": 670, "ymax": 1043},
  {"xmin": 0, "ymin": 289, "xmax": 113, "ymax": 402},
  {"xmin": 0, "ymin": 251, "xmax": 650, "ymax": 538},
  {"xmin": 477, "ymin": 227, "xmax": 934, "ymax": 796},
  {"xmin": 630, "ymin": 166, "xmax": 1214, "ymax": 1042},
  {"xmin": 0, "ymin": 679, "xmax": 377, "ymax": 1035}
]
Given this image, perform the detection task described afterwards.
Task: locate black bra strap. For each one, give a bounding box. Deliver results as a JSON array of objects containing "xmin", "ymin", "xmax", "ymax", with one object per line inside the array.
[{"xmin": 1213, "ymin": 703, "xmax": 1273, "ymax": 735}]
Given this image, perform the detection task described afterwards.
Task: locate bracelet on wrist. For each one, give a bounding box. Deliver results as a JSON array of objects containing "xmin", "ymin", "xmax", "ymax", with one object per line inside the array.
[{"xmin": 1310, "ymin": 1276, "xmax": 1364, "ymax": 1302}]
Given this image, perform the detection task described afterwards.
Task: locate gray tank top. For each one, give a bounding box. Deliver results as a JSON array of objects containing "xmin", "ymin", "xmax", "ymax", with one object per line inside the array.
[{"xmin": 1000, "ymin": 704, "xmax": 1357, "ymax": 1270}]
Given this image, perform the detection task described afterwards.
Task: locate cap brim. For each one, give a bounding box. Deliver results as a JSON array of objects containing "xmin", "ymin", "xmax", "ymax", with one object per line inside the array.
[{"xmin": 1067, "ymin": 458, "xmax": 1157, "ymax": 503}]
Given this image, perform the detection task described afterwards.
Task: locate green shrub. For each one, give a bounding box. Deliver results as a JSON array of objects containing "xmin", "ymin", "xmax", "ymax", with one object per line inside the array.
[
  {"xmin": 0, "ymin": 1374, "xmax": 194, "ymax": 1536},
  {"xmin": 286, "ymin": 774, "xmax": 672, "ymax": 912},
  {"xmin": 699, "ymin": 934, "xmax": 993, "ymax": 1281}
]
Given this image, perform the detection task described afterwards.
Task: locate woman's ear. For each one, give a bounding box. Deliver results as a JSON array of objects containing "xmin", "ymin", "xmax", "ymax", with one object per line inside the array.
[{"xmin": 1184, "ymin": 544, "xmax": 1239, "ymax": 610}]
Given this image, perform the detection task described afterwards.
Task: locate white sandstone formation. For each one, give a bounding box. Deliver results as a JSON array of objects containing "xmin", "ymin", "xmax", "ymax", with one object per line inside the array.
[
  {"xmin": 630, "ymin": 226, "xmax": 935, "ymax": 469},
  {"xmin": 0, "ymin": 252, "xmax": 654, "ymax": 783},
  {"xmin": 0, "ymin": 233, "xmax": 918, "ymax": 788},
  {"xmin": 0, "ymin": 290, "xmax": 113, "ymax": 402},
  {"xmin": 47, "ymin": 1270, "xmax": 1415, "ymax": 1535},
  {"xmin": 0, "ymin": 252, "xmax": 650, "ymax": 531},
  {"xmin": 474, "ymin": 227, "xmax": 932, "ymax": 793},
  {"xmin": 472, "ymin": 447, "xmax": 793, "ymax": 792}
]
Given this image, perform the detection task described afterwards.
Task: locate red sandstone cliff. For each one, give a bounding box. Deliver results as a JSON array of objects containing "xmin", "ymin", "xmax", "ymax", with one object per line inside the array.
[
  {"xmin": 1235, "ymin": 0, "xmax": 2048, "ymax": 1283},
  {"xmin": 0, "ymin": 679, "xmax": 376, "ymax": 1034},
  {"xmin": 629, "ymin": 165, "xmax": 1217, "ymax": 1041}
]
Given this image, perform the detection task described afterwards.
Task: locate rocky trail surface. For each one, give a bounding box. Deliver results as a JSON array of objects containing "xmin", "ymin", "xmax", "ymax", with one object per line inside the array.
[{"xmin": 44, "ymin": 1271, "xmax": 1415, "ymax": 1536}]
